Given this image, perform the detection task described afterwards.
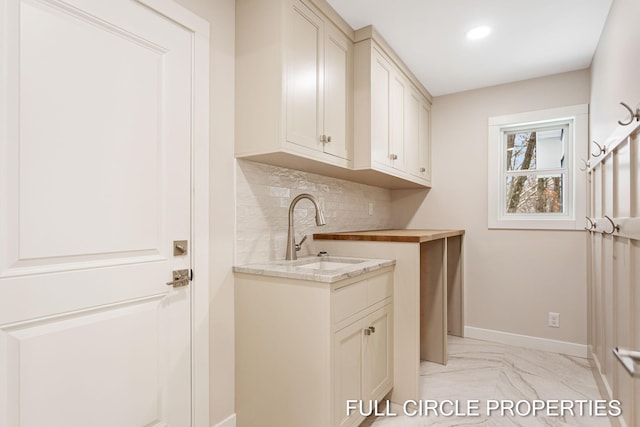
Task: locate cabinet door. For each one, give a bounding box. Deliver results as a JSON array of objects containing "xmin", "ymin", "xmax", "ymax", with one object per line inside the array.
[
  {"xmin": 286, "ymin": 0, "xmax": 323, "ymax": 151},
  {"xmin": 406, "ymin": 88, "xmax": 421, "ymax": 178},
  {"xmin": 407, "ymin": 89, "xmax": 431, "ymax": 183},
  {"xmin": 323, "ymin": 27, "xmax": 351, "ymax": 160},
  {"xmin": 389, "ymin": 73, "xmax": 406, "ymax": 170},
  {"xmin": 363, "ymin": 304, "xmax": 393, "ymax": 401},
  {"xmin": 333, "ymin": 319, "xmax": 365, "ymax": 427},
  {"xmin": 418, "ymin": 100, "xmax": 432, "ymax": 182},
  {"xmin": 371, "ymin": 48, "xmax": 392, "ymax": 167}
]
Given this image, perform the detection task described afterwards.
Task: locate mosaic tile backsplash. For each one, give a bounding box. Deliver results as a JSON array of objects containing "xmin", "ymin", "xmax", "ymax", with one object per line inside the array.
[{"xmin": 236, "ymin": 160, "xmax": 392, "ymax": 264}]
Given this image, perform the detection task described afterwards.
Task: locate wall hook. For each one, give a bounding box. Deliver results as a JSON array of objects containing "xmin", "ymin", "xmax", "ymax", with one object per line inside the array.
[
  {"xmin": 579, "ymin": 158, "xmax": 590, "ymax": 171},
  {"xmin": 618, "ymin": 102, "xmax": 640, "ymax": 126},
  {"xmin": 585, "ymin": 216, "xmax": 596, "ymax": 231},
  {"xmin": 591, "ymin": 140, "xmax": 606, "ymax": 158},
  {"xmin": 603, "ymin": 215, "xmax": 619, "ymax": 235}
]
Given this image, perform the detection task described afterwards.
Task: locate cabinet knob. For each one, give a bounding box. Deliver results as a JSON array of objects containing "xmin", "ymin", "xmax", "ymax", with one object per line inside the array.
[
  {"xmin": 319, "ymin": 134, "xmax": 332, "ymax": 144},
  {"xmin": 364, "ymin": 328, "xmax": 371, "ymax": 336},
  {"xmin": 368, "ymin": 326, "xmax": 376, "ymax": 334},
  {"xmin": 420, "ymin": 167, "xmax": 426, "ymax": 173},
  {"xmin": 389, "ymin": 154, "xmax": 398, "ymax": 160}
]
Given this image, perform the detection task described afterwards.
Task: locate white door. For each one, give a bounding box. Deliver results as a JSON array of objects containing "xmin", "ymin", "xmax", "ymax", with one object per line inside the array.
[{"xmin": 0, "ymin": 0, "xmax": 198, "ymax": 425}]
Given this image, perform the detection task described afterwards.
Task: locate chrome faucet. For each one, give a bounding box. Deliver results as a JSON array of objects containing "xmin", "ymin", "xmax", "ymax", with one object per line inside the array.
[{"xmin": 286, "ymin": 193, "xmax": 327, "ymax": 260}]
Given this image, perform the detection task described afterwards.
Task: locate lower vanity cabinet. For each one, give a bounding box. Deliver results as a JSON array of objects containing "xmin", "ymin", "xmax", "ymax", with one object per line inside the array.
[
  {"xmin": 235, "ymin": 266, "xmax": 394, "ymax": 427},
  {"xmin": 334, "ymin": 303, "xmax": 393, "ymax": 427}
]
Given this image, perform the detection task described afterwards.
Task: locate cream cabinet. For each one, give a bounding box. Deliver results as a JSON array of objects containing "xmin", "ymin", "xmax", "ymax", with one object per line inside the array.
[
  {"xmin": 353, "ymin": 28, "xmax": 432, "ymax": 187},
  {"xmin": 286, "ymin": 1, "xmax": 352, "ymax": 160},
  {"xmin": 237, "ymin": 2, "xmax": 434, "ymax": 189},
  {"xmin": 368, "ymin": 45, "xmax": 407, "ymax": 172},
  {"xmin": 406, "ymin": 88, "xmax": 432, "ymax": 183},
  {"xmin": 236, "ymin": 0, "xmax": 353, "ymax": 169},
  {"xmin": 315, "ymin": 230, "xmax": 465, "ymax": 408},
  {"xmin": 235, "ymin": 267, "xmax": 394, "ymax": 427},
  {"xmin": 334, "ymin": 298, "xmax": 393, "ymax": 427}
]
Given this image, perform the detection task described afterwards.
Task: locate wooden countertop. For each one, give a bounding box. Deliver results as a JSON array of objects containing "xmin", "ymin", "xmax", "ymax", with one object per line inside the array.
[{"xmin": 313, "ymin": 229, "xmax": 464, "ymax": 243}]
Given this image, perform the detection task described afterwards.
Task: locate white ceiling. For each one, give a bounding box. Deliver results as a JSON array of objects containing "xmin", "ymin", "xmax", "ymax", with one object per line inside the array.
[{"xmin": 326, "ymin": 0, "xmax": 613, "ymax": 96}]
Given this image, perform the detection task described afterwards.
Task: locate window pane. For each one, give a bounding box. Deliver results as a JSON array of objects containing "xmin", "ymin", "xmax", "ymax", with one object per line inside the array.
[
  {"xmin": 505, "ymin": 127, "xmax": 565, "ymax": 171},
  {"xmin": 505, "ymin": 174, "xmax": 564, "ymax": 213},
  {"xmin": 506, "ymin": 131, "xmax": 536, "ymax": 171}
]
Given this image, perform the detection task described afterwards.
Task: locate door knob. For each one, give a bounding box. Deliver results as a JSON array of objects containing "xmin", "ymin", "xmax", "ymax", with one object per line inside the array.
[{"xmin": 166, "ymin": 269, "xmax": 190, "ymax": 288}]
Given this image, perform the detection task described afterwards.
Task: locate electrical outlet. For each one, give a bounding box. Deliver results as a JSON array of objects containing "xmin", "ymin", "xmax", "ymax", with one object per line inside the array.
[
  {"xmin": 368, "ymin": 202, "xmax": 374, "ymax": 216},
  {"xmin": 548, "ymin": 312, "xmax": 560, "ymax": 328}
]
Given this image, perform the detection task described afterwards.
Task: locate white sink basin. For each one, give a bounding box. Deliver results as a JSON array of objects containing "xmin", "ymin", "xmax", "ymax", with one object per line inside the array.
[
  {"xmin": 296, "ymin": 261, "xmax": 361, "ymax": 271},
  {"xmin": 292, "ymin": 257, "xmax": 368, "ymax": 272}
]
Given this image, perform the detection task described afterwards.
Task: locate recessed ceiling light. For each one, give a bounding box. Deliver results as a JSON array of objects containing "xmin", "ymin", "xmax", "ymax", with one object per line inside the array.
[{"xmin": 466, "ymin": 26, "xmax": 492, "ymax": 40}]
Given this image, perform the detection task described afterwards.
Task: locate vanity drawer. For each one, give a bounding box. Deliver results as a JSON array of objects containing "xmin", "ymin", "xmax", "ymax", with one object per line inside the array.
[
  {"xmin": 332, "ymin": 279, "xmax": 368, "ymax": 323},
  {"xmin": 367, "ymin": 270, "xmax": 393, "ymax": 306},
  {"xmin": 332, "ymin": 271, "xmax": 393, "ymax": 324}
]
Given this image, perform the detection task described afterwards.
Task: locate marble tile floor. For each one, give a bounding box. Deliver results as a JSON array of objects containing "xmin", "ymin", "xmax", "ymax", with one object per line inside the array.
[{"xmin": 362, "ymin": 336, "xmax": 612, "ymax": 427}]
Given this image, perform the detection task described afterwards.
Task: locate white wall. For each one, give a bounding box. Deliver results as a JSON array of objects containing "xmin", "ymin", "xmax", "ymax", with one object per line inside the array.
[
  {"xmin": 588, "ymin": 0, "xmax": 640, "ymax": 419},
  {"xmin": 236, "ymin": 160, "xmax": 392, "ymax": 264},
  {"xmin": 392, "ymin": 69, "xmax": 591, "ymax": 346},
  {"xmin": 172, "ymin": 0, "xmax": 236, "ymax": 425},
  {"xmin": 590, "ymin": 0, "xmax": 640, "ymax": 143}
]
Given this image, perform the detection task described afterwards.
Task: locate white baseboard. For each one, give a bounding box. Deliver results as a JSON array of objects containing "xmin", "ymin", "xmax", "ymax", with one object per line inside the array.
[
  {"xmin": 588, "ymin": 348, "xmax": 625, "ymax": 427},
  {"xmin": 464, "ymin": 326, "xmax": 587, "ymax": 358},
  {"xmin": 212, "ymin": 413, "xmax": 236, "ymax": 427},
  {"xmin": 588, "ymin": 346, "xmax": 614, "ymax": 399}
]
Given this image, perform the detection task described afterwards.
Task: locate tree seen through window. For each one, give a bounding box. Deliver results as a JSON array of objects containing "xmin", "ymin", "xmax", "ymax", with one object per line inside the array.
[{"xmin": 504, "ymin": 128, "xmax": 565, "ymax": 214}]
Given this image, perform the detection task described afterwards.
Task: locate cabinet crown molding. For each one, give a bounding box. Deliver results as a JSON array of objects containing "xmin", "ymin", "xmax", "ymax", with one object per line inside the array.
[{"xmin": 355, "ymin": 25, "xmax": 433, "ymax": 103}]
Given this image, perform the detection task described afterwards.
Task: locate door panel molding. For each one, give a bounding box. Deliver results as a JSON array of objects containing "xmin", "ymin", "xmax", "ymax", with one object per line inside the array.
[
  {"xmin": 1, "ymin": 294, "xmax": 171, "ymax": 426},
  {"xmin": 587, "ymin": 121, "xmax": 640, "ymax": 426}
]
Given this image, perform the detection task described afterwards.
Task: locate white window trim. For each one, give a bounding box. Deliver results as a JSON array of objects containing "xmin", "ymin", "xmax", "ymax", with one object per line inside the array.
[{"xmin": 488, "ymin": 104, "xmax": 588, "ymax": 230}]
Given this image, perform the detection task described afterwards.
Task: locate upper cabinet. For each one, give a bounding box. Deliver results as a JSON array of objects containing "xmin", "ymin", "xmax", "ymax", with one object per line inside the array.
[
  {"xmin": 366, "ymin": 46, "xmax": 407, "ymax": 172},
  {"xmin": 236, "ymin": 1, "xmax": 433, "ymax": 188},
  {"xmin": 285, "ymin": 1, "xmax": 352, "ymax": 161},
  {"xmin": 407, "ymin": 87, "xmax": 432, "ymax": 182},
  {"xmin": 236, "ymin": 0, "xmax": 353, "ymax": 170},
  {"xmin": 353, "ymin": 28, "xmax": 433, "ymax": 187}
]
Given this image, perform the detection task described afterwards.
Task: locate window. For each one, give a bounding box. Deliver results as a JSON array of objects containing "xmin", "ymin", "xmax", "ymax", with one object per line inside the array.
[
  {"xmin": 504, "ymin": 124, "xmax": 568, "ymax": 214},
  {"xmin": 488, "ymin": 105, "xmax": 588, "ymax": 230}
]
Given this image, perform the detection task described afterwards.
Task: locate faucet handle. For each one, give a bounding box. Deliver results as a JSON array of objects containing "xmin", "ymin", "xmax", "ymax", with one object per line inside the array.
[{"xmin": 295, "ymin": 235, "xmax": 307, "ymax": 251}]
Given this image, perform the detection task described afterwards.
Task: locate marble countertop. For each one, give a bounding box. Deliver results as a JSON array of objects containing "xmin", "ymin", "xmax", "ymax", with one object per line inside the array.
[{"xmin": 233, "ymin": 255, "xmax": 395, "ymax": 283}]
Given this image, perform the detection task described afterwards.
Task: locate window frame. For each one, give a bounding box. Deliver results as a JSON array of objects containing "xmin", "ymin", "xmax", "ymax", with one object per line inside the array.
[{"xmin": 488, "ymin": 104, "xmax": 588, "ymax": 230}]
